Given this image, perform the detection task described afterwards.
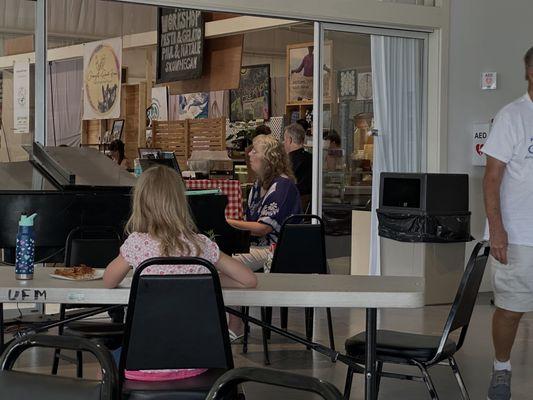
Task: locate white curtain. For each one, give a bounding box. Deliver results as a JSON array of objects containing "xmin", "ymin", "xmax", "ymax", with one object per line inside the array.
[
  {"xmin": 369, "ymin": 35, "xmax": 424, "ymax": 275},
  {"xmin": 46, "ymin": 59, "xmax": 83, "ymax": 146}
]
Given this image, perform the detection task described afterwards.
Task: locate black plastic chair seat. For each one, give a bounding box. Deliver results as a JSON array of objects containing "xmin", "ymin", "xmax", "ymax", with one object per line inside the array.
[
  {"xmin": 122, "ymin": 368, "xmax": 230, "ymax": 400},
  {"xmin": 63, "ymin": 321, "xmax": 125, "ymax": 337},
  {"xmin": 0, "ymin": 370, "xmax": 102, "ymax": 400},
  {"xmin": 345, "ymin": 330, "xmax": 457, "ymax": 363}
]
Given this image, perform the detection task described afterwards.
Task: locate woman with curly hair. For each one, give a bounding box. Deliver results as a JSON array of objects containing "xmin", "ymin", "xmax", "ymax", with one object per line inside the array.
[{"xmin": 227, "ymin": 134, "xmax": 302, "ymax": 271}]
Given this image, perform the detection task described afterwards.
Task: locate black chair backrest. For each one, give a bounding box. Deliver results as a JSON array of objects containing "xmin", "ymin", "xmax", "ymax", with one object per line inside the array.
[
  {"xmin": 64, "ymin": 226, "xmax": 121, "ymax": 268},
  {"xmin": 119, "ymin": 257, "xmax": 234, "ymax": 375},
  {"xmin": 433, "ymin": 241, "xmax": 490, "ymax": 362},
  {"xmin": 271, "ymin": 214, "xmax": 328, "ymax": 275},
  {"xmin": 206, "ymin": 367, "xmax": 343, "ymax": 400}
]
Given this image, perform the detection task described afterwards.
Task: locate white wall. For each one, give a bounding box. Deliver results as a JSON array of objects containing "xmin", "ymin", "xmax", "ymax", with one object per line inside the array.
[{"xmin": 448, "ymin": 0, "xmax": 532, "ymax": 290}]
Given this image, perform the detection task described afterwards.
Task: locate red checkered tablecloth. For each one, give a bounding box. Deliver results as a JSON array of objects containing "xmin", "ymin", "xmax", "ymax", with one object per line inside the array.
[{"xmin": 185, "ymin": 179, "xmax": 244, "ymax": 220}]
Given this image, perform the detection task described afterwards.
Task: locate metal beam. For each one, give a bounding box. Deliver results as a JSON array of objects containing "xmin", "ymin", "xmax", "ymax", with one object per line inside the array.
[{"xmin": 34, "ymin": 0, "xmax": 47, "ymax": 145}]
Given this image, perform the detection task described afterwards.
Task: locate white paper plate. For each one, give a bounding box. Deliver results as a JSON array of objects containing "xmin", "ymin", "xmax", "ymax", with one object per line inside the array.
[{"xmin": 49, "ymin": 269, "xmax": 104, "ymax": 281}]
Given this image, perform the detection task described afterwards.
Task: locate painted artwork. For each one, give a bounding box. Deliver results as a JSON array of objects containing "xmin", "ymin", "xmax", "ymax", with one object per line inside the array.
[
  {"xmin": 175, "ymin": 92, "xmax": 209, "ymax": 120},
  {"xmin": 287, "ymin": 41, "xmax": 332, "ymax": 103},
  {"xmin": 230, "ymin": 64, "xmax": 271, "ymax": 122},
  {"xmin": 83, "ymin": 38, "xmax": 122, "ymax": 119}
]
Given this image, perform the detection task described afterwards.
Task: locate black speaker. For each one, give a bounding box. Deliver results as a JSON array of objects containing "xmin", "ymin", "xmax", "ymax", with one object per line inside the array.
[
  {"xmin": 379, "ymin": 173, "xmax": 469, "ymax": 215},
  {"xmin": 377, "ymin": 173, "xmax": 471, "ymax": 243}
]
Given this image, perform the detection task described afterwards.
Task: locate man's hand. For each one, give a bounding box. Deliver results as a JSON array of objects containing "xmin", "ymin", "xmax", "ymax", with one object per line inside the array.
[
  {"xmin": 490, "ymin": 226, "xmax": 508, "ymax": 264},
  {"xmin": 483, "ymin": 155, "xmax": 508, "ymax": 264}
]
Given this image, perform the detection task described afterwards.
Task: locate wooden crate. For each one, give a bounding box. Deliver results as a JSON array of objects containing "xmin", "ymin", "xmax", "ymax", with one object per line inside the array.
[
  {"xmin": 188, "ymin": 117, "xmax": 226, "ymax": 154},
  {"xmin": 152, "ymin": 117, "xmax": 226, "ymax": 168},
  {"xmin": 152, "ymin": 120, "xmax": 189, "ymax": 165}
]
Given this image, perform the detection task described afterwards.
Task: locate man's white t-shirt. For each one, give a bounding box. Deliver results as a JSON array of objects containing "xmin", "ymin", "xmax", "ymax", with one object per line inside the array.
[{"xmin": 483, "ymin": 93, "xmax": 533, "ymax": 246}]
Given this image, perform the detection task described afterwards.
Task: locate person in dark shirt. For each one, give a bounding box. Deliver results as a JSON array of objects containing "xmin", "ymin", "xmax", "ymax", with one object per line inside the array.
[{"xmin": 283, "ymin": 123, "xmax": 312, "ymax": 211}]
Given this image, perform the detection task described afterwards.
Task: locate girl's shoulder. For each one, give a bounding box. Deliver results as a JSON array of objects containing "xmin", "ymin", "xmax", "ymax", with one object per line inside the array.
[{"xmin": 124, "ymin": 232, "xmax": 157, "ymax": 246}]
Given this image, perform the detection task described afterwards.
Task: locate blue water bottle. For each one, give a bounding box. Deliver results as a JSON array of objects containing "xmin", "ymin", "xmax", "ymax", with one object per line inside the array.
[{"xmin": 15, "ymin": 213, "xmax": 37, "ymax": 280}]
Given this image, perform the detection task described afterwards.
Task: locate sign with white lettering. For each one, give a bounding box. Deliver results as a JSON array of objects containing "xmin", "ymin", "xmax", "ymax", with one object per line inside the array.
[
  {"xmin": 13, "ymin": 61, "xmax": 30, "ymax": 133},
  {"xmin": 472, "ymin": 123, "xmax": 490, "ymax": 166},
  {"xmin": 157, "ymin": 8, "xmax": 204, "ymax": 83}
]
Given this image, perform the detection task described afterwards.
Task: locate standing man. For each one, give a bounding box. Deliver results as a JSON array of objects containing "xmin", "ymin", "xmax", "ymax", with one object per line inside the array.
[
  {"xmin": 284, "ymin": 123, "xmax": 312, "ymax": 211},
  {"xmin": 484, "ymin": 46, "xmax": 533, "ymax": 400}
]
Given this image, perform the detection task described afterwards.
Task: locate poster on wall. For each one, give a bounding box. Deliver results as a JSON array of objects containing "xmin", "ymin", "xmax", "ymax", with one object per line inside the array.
[
  {"xmin": 287, "ymin": 41, "xmax": 332, "ymax": 104},
  {"xmin": 157, "ymin": 8, "xmax": 204, "ymax": 83},
  {"xmin": 13, "ymin": 61, "xmax": 30, "ymax": 134},
  {"xmin": 472, "ymin": 123, "xmax": 490, "ymax": 166},
  {"xmin": 147, "ymin": 86, "xmax": 169, "ymax": 126},
  {"xmin": 171, "ymin": 92, "xmax": 209, "ymax": 120},
  {"xmin": 83, "ymin": 37, "xmax": 122, "ymax": 120},
  {"xmin": 230, "ymin": 64, "xmax": 270, "ymax": 122}
]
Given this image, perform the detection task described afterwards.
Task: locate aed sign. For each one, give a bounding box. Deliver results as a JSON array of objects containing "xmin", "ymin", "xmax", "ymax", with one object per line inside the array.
[{"xmin": 472, "ymin": 123, "xmax": 490, "ymax": 166}]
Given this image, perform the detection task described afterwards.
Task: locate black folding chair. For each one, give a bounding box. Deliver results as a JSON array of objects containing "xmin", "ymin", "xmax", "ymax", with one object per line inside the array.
[
  {"xmin": 119, "ymin": 257, "xmax": 234, "ymax": 400},
  {"xmin": 0, "ymin": 334, "xmax": 118, "ymax": 400},
  {"xmin": 243, "ymin": 214, "xmax": 335, "ymax": 365},
  {"xmin": 52, "ymin": 226, "xmax": 123, "ymax": 377},
  {"xmin": 342, "ymin": 241, "xmax": 490, "ymax": 400},
  {"xmin": 206, "ymin": 367, "xmax": 343, "ymax": 400}
]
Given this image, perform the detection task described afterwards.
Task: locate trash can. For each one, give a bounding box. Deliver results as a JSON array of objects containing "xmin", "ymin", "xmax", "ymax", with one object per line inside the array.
[{"xmin": 377, "ymin": 173, "xmax": 472, "ymax": 304}]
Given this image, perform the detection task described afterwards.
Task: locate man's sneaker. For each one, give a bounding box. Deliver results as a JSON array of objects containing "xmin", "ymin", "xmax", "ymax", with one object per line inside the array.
[{"xmin": 487, "ymin": 369, "xmax": 511, "ymax": 400}]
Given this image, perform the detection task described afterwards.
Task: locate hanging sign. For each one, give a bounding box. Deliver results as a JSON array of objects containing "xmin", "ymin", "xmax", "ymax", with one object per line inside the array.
[
  {"xmin": 13, "ymin": 61, "xmax": 30, "ymax": 134},
  {"xmin": 83, "ymin": 37, "xmax": 122, "ymax": 120},
  {"xmin": 157, "ymin": 8, "xmax": 204, "ymax": 83},
  {"xmin": 472, "ymin": 123, "xmax": 490, "ymax": 166}
]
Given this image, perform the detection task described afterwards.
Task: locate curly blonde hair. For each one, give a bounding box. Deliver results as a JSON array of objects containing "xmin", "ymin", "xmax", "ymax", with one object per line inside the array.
[
  {"xmin": 253, "ymin": 134, "xmax": 295, "ymax": 190},
  {"xmin": 126, "ymin": 165, "xmax": 201, "ymax": 256}
]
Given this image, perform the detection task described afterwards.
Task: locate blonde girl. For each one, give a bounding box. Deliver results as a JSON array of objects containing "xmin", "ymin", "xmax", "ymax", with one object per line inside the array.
[{"xmin": 103, "ymin": 165, "xmax": 256, "ymax": 381}]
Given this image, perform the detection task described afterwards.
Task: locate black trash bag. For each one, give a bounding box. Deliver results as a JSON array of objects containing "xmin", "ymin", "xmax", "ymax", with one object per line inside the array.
[
  {"xmin": 322, "ymin": 208, "xmax": 352, "ymax": 236},
  {"xmin": 377, "ymin": 209, "xmax": 473, "ymax": 243}
]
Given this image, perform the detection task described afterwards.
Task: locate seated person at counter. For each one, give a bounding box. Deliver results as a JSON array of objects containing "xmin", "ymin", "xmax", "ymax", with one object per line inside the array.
[
  {"xmin": 103, "ymin": 165, "xmax": 257, "ymax": 379},
  {"xmin": 324, "ymin": 129, "xmax": 343, "ymax": 171},
  {"xmin": 108, "ymin": 139, "xmax": 130, "ymax": 169},
  {"xmin": 228, "ymin": 134, "xmax": 302, "ymax": 271},
  {"xmin": 284, "ymin": 123, "xmax": 312, "ymax": 210}
]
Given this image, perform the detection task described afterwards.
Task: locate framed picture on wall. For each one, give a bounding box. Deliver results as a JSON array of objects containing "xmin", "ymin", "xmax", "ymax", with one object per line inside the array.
[
  {"xmin": 287, "ymin": 41, "xmax": 332, "ymax": 104},
  {"xmin": 110, "ymin": 119, "xmax": 124, "ymax": 141},
  {"xmin": 230, "ymin": 64, "xmax": 271, "ymax": 122}
]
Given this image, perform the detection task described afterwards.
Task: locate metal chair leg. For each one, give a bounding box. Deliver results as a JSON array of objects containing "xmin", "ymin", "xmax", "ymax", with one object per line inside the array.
[
  {"xmin": 51, "ymin": 348, "xmax": 61, "ymax": 375},
  {"xmin": 241, "ymin": 306, "xmax": 249, "ymax": 354},
  {"xmin": 376, "ymin": 360, "xmax": 383, "ymax": 399},
  {"xmin": 280, "ymin": 307, "xmax": 288, "ymax": 330},
  {"xmin": 343, "ymin": 365, "xmax": 355, "ymax": 400},
  {"xmin": 265, "ymin": 307, "xmax": 272, "ymax": 340},
  {"xmin": 51, "ymin": 304, "xmax": 67, "ymax": 375},
  {"xmin": 413, "ymin": 360, "xmax": 439, "ymax": 400},
  {"xmin": 305, "ymin": 308, "xmax": 314, "ymax": 349},
  {"xmin": 76, "ymin": 351, "xmax": 83, "ymax": 378},
  {"xmin": 326, "ymin": 307, "xmax": 335, "ymax": 353},
  {"xmin": 260, "ymin": 307, "xmax": 270, "ymax": 365},
  {"xmin": 448, "ymin": 357, "xmax": 470, "ymax": 400}
]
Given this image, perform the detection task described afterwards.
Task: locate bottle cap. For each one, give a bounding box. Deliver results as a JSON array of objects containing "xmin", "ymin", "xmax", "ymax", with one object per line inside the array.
[{"xmin": 19, "ymin": 213, "xmax": 37, "ymax": 227}]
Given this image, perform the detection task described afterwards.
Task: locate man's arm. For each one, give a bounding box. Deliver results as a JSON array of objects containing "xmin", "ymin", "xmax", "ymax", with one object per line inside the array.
[{"xmin": 483, "ymin": 155, "xmax": 508, "ymax": 264}]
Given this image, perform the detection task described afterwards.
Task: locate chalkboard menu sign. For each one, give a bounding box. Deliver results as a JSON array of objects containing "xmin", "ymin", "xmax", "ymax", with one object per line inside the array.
[{"xmin": 157, "ymin": 8, "xmax": 204, "ymax": 83}]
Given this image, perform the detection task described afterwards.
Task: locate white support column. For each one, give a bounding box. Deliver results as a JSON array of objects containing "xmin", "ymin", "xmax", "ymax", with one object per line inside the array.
[
  {"xmin": 311, "ymin": 22, "xmax": 324, "ymax": 216},
  {"xmin": 35, "ymin": 0, "xmax": 47, "ymax": 145}
]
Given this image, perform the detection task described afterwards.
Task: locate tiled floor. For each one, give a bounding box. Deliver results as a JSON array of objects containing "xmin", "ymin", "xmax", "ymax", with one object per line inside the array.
[{"xmin": 10, "ymin": 293, "xmax": 533, "ymax": 399}]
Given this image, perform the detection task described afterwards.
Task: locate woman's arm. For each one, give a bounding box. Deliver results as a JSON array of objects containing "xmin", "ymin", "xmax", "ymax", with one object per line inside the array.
[
  {"xmin": 103, "ymin": 254, "xmax": 131, "ymax": 288},
  {"xmin": 215, "ymin": 252, "xmax": 257, "ymax": 288},
  {"xmin": 226, "ymin": 219, "xmax": 272, "ymax": 237}
]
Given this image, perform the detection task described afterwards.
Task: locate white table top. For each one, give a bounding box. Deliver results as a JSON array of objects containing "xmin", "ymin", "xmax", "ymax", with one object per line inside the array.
[{"xmin": 0, "ymin": 267, "xmax": 424, "ymax": 309}]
